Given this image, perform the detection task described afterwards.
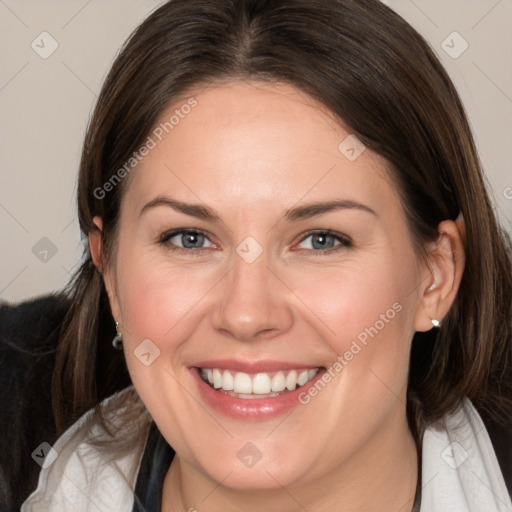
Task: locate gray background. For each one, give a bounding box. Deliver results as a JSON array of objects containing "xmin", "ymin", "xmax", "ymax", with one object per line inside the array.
[{"xmin": 1, "ymin": 0, "xmax": 511, "ymax": 303}]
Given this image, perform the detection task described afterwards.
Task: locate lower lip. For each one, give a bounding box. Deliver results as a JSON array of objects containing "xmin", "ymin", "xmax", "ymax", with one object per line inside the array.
[{"xmin": 190, "ymin": 367, "xmax": 326, "ymax": 420}]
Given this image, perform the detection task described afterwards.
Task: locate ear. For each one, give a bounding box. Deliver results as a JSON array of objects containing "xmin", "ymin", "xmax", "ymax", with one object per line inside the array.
[
  {"xmin": 89, "ymin": 216, "xmax": 104, "ymax": 272},
  {"xmin": 414, "ymin": 219, "xmax": 466, "ymax": 332},
  {"xmin": 89, "ymin": 216, "xmax": 122, "ymax": 322}
]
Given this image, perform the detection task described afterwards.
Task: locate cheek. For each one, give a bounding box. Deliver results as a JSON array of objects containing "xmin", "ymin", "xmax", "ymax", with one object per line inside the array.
[
  {"xmin": 289, "ymin": 255, "xmax": 415, "ymax": 349},
  {"xmin": 286, "ymin": 250, "xmax": 419, "ymax": 415},
  {"xmin": 113, "ymin": 254, "xmax": 217, "ymax": 431},
  {"xmin": 116, "ymin": 253, "xmax": 215, "ymax": 341}
]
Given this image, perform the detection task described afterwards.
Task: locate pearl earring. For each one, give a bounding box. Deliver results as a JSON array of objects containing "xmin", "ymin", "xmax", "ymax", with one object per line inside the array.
[{"xmin": 112, "ymin": 321, "xmax": 123, "ymax": 349}]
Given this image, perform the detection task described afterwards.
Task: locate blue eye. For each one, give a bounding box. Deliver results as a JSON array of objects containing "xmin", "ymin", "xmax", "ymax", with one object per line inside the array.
[
  {"xmin": 158, "ymin": 229, "xmax": 352, "ymax": 256},
  {"xmin": 297, "ymin": 231, "xmax": 352, "ymax": 253},
  {"xmin": 160, "ymin": 229, "xmax": 214, "ymax": 251}
]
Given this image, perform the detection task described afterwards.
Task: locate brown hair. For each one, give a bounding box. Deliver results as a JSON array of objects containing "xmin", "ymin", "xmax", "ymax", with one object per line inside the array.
[{"xmin": 53, "ymin": 0, "xmax": 512, "ymax": 447}]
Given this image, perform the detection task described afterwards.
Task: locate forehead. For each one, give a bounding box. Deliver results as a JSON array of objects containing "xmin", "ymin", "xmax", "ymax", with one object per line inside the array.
[{"xmin": 123, "ymin": 80, "xmax": 401, "ymax": 219}]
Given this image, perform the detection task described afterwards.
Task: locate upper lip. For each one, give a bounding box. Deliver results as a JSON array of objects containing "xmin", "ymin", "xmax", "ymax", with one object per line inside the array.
[{"xmin": 191, "ymin": 359, "xmax": 323, "ymax": 373}]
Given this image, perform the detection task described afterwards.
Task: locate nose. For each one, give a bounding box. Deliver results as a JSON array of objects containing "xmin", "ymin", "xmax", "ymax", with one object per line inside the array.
[{"xmin": 211, "ymin": 253, "xmax": 294, "ymax": 342}]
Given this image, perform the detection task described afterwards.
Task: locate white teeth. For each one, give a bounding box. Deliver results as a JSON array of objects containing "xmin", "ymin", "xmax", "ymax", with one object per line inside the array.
[
  {"xmin": 271, "ymin": 371, "xmax": 286, "ymax": 392},
  {"xmin": 233, "ymin": 372, "xmax": 253, "ymax": 394},
  {"xmin": 200, "ymin": 367, "xmax": 320, "ymax": 396},
  {"xmin": 233, "ymin": 392, "xmax": 280, "ymax": 399},
  {"xmin": 297, "ymin": 369, "xmax": 309, "ymax": 386},
  {"xmin": 252, "ymin": 373, "xmax": 272, "ymax": 394},
  {"xmin": 222, "ymin": 370, "xmax": 234, "ymax": 391},
  {"xmin": 285, "ymin": 370, "xmax": 297, "ymax": 391},
  {"xmin": 213, "ymin": 369, "xmax": 223, "ymax": 389}
]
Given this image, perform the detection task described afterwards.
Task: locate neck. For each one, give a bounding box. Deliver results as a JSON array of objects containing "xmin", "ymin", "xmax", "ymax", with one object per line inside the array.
[{"xmin": 162, "ymin": 410, "xmax": 419, "ymax": 512}]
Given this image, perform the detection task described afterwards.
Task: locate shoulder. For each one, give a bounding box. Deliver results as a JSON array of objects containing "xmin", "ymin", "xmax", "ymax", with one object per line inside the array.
[
  {"xmin": 421, "ymin": 398, "xmax": 512, "ymax": 511},
  {"xmin": 0, "ymin": 292, "xmax": 70, "ymax": 509},
  {"xmin": 0, "ymin": 291, "xmax": 69, "ymax": 338},
  {"xmin": 0, "ymin": 291, "xmax": 69, "ymax": 403},
  {"xmin": 21, "ymin": 386, "xmax": 151, "ymax": 512}
]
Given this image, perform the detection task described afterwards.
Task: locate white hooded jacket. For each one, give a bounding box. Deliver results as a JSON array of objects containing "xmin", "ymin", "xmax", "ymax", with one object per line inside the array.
[{"xmin": 21, "ymin": 387, "xmax": 512, "ymax": 511}]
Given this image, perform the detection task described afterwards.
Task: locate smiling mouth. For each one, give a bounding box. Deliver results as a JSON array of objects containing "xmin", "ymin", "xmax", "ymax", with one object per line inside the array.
[{"xmin": 198, "ymin": 367, "xmax": 321, "ymax": 399}]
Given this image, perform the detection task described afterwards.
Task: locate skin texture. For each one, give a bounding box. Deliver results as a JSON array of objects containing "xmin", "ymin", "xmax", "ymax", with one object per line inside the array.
[{"xmin": 89, "ymin": 81, "xmax": 465, "ymax": 512}]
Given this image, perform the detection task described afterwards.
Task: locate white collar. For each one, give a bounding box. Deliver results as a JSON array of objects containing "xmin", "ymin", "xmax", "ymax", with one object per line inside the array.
[
  {"xmin": 421, "ymin": 397, "xmax": 512, "ymax": 511},
  {"xmin": 22, "ymin": 388, "xmax": 512, "ymax": 511}
]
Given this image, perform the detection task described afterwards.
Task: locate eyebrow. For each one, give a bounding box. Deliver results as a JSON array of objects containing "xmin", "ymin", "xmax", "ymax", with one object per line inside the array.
[
  {"xmin": 283, "ymin": 199, "xmax": 377, "ymax": 221},
  {"xmin": 138, "ymin": 196, "xmax": 377, "ymax": 222},
  {"xmin": 139, "ymin": 197, "xmax": 220, "ymax": 221}
]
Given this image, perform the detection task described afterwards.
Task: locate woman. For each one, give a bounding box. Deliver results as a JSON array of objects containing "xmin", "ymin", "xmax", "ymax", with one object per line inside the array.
[{"xmin": 21, "ymin": 0, "xmax": 512, "ymax": 510}]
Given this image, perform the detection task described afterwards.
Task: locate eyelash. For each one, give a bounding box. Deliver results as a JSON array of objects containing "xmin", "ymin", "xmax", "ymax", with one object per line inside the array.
[
  {"xmin": 296, "ymin": 230, "xmax": 353, "ymax": 255},
  {"xmin": 158, "ymin": 229, "xmax": 353, "ymax": 256},
  {"xmin": 158, "ymin": 228, "xmax": 213, "ymax": 256}
]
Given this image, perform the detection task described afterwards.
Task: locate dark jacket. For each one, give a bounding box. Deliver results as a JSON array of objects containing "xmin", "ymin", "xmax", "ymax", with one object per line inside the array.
[{"xmin": 0, "ymin": 292, "xmax": 131, "ymax": 511}]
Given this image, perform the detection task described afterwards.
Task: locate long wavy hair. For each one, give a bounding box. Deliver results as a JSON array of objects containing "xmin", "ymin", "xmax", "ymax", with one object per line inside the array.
[{"xmin": 53, "ymin": 0, "xmax": 512, "ymax": 456}]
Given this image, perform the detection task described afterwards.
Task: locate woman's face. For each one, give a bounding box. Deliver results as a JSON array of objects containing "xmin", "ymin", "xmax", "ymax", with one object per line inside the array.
[{"xmin": 102, "ymin": 81, "xmax": 433, "ymax": 491}]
